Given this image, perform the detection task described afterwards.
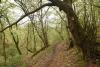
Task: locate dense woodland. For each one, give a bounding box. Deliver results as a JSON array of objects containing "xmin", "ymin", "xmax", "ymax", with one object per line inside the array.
[{"xmin": 0, "ymin": 0, "xmax": 100, "ymax": 67}]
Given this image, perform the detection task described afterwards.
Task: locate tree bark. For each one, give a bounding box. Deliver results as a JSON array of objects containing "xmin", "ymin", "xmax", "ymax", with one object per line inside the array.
[{"xmin": 49, "ymin": 0, "xmax": 97, "ymax": 62}]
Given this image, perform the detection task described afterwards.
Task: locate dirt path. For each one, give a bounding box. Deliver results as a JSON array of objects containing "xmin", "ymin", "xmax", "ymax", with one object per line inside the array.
[{"xmin": 28, "ymin": 42, "xmax": 84, "ymax": 67}]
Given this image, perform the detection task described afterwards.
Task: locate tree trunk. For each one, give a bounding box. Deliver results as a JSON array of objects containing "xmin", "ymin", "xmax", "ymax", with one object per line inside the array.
[{"xmin": 49, "ymin": 0, "xmax": 99, "ymax": 66}]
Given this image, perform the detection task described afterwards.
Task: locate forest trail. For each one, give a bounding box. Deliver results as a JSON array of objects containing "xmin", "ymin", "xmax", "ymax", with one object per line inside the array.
[{"xmin": 27, "ymin": 42, "xmax": 84, "ymax": 67}]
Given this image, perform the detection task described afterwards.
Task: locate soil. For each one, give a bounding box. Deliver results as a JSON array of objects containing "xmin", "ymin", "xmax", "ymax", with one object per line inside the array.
[{"xmin": 27, "ymin": 42, "xmax": 84, "ymax": 67}]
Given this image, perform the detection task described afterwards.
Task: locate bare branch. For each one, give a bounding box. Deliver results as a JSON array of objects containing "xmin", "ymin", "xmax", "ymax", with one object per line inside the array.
[
  {"xmin": 0, "ymin": 3, "xmax": 54, "ymax": 32},
  {"xmin": 31, "ymin": 46, "xmax": 49, "ymax": 58},
  {"xmin": 93, "ymin": 5, "xmax": 100, "ymax": 8}
]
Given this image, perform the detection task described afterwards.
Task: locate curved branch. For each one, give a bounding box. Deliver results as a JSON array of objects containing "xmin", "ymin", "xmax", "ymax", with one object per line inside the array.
[{"xmin": 0, "ymin": 3, "xmax": 54, "ymax": 32}]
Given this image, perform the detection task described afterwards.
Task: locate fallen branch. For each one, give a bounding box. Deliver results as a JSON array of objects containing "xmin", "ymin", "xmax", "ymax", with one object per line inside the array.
[
  {"xmin": 31, "ymin": 46, "xmax": 49, "ymax": 58},
  {"xmin": 0, "ymin": 3, "xmax": 54, "ymax": 32}
]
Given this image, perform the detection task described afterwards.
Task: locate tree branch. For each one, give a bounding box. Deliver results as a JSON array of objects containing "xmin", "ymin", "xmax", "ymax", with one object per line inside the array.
[
  {"xmin": 0, "ymin": 3, "xmax": 54, "ymax": 32},
  {"xmin": 93, "ymin": 5, "xmax": 100, "ymax": 8}
]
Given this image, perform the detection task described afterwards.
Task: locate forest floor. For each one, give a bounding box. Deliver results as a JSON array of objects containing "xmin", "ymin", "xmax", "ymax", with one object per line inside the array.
[{"xmin": 25, "ymin": 42, "xmax": 85, "ymax": 67}]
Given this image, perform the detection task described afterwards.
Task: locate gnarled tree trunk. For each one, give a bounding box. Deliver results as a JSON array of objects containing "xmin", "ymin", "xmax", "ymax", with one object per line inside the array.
[{"xmin": 49, "ymin": 0, "xmax": 99, "ymax": 66}]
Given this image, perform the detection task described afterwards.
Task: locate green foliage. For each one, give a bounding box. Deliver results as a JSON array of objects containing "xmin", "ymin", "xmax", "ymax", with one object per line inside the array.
[
  {"xmin": 0, "ymin": 0, "xmax": 100, "ymax": 66},
  {"xmin": 0, "ymin": 55, "xmax": 27, "ymax": 67}
]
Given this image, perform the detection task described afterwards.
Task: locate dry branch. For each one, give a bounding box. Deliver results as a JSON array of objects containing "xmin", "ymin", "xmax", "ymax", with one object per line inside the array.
[{"xmin": 0, "ymin": 3, "xmax": 54, "ymax": 32}]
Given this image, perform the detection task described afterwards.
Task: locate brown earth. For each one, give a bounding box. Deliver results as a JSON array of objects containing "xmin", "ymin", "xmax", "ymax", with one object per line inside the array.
[{"xmin": 25, "ymin": 42, "xmax": 84, "ymax": 67}]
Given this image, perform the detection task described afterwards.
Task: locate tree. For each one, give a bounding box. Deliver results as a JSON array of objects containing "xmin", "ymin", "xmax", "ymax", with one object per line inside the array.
[{"xmin": 0, "ymin": 0, "xmax": 99, "ymax": 66}]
